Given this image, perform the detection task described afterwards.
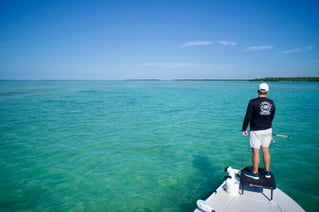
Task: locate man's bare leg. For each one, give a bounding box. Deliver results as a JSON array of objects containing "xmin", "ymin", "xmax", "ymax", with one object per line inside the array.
[
  {"xmin": 252, "ymin": 148, "xmax": 260, "ymax": 173},
  {"xmin": 262, "ymin": 147, "xmax": 270, "ymax": 171}
]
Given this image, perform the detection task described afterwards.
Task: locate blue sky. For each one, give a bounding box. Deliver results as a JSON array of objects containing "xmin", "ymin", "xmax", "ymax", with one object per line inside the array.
[{"xmin": 0, "ymin": 0, "xmax": 318, "ymax": 80}]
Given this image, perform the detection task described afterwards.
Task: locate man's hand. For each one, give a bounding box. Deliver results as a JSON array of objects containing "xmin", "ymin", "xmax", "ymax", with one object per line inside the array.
[{"xmin": 242, "ymin": 130, "xmax": 248, "ymax": 136}]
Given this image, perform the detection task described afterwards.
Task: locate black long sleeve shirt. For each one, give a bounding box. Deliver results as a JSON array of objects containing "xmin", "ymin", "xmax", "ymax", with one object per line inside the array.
[{"xmin": 242, "ymin": 97, "xmax": 275, "ymax": 131}]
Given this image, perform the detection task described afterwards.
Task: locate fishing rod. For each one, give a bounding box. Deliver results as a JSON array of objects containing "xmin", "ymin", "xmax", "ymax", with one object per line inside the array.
[
  {"xmin": 272, "ymin": 134, "xmax": 289, "ymax": 138},
  {"xmin": 241, "ymin": 130, "xmax": 289, "ymax": 139},
  {"xmin": 272, "ymin": 134, "xmax": 289, "ymax": 145}
]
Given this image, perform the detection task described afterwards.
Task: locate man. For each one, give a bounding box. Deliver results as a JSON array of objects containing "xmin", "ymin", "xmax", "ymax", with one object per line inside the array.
[{"xmin": 242, "ymin": 82, "xmax": 275, "ymax": 180}]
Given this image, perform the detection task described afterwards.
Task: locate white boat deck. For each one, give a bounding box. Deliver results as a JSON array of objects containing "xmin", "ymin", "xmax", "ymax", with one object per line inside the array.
[{"xmin": 195, "ymin": 167, "xmax": 305, "ymax": 212}]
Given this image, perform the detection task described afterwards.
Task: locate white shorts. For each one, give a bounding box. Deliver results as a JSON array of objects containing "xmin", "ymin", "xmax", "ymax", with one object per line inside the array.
[{"xmin": 250, "ymin": 129, "xmax": 272, "ymax": 149}]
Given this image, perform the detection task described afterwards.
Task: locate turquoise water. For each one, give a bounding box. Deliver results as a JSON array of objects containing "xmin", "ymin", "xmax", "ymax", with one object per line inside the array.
[{"xmin": 0, "ymin": 81, "xmax": 318, "ymax": 211}]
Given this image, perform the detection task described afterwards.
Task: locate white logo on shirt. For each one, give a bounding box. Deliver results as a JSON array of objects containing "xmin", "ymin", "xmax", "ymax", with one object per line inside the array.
[{"xmin": 260, "ymin": 101, "xmax": 272, "ymax": 115}]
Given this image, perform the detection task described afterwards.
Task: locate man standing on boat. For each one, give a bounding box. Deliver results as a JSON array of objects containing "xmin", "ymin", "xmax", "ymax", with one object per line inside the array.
[{"xmin": 242, "ymin": 83, "xmax": 275, "ymax": 180}]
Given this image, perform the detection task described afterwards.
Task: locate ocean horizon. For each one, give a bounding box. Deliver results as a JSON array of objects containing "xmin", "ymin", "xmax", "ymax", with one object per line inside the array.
[{"xmin": 1, "ymin": 80, "xmax": 318, "ymax": 211}]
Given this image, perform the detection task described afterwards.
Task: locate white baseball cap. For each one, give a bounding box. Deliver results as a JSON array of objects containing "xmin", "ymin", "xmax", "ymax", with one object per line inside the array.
[{"xmin": 258, "ymin": 83, "xmax": 269, "ymax": 93}]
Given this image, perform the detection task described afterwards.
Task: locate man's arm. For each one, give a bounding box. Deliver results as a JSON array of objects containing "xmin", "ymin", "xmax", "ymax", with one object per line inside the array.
[{"xmin": 242, "ymin": 100, "xmax": 253, "ymax": 132}]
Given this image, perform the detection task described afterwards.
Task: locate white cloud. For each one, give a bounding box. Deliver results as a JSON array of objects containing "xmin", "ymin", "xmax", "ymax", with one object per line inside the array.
[
  {"xmin": 281, "ymin": 45, "xmax": 314, "ymax": 53},
  {"xmin": 306, "ymin": 45, "xmax": 314, "ymax": 50},
  {"xmin": 142, "ymin": 62, "xmax": 233, "ymax": 69},
  {"xmin": 281, "ymin": 48, "xmax": 304, "ymax": 53},
  {"xmin": 219, "ymin": 40, "xmax": 237, "ymax": 46},
  {"xmin": 181, "ymin": 40, "xmax": 212, "ymax": 48},
  {"xmin": 143, "ymin": 62, "xmax": 194, "ymax": 68},
  {"xmin": 244, "ymin": 45, "xmax": 274, "ymax": 51}
]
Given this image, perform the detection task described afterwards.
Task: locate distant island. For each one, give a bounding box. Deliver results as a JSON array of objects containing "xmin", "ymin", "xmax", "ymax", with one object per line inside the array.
[
  {"xmin": 173, "ymin": 79, "xmax": 246, "ymax": 81},
  {"xmin": 125, "ymin": 79, "xmax": 160, "ymax": 81},
  {"xmin": 250, "ymin": 77, "xmax": 319, "ymax": 82},
  {"xmin": 123, "ymin": 77, "xmax": 319, "ymax": 82},
  {"xmin": 174, "ymin": 77, "xmax": 319, "ymax": 82}
]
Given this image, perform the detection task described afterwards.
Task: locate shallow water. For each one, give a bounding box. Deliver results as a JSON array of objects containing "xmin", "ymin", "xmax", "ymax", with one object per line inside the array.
[{"xmin": 0, "ymin": 80, "xmax": 318, "ymax": 211}]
